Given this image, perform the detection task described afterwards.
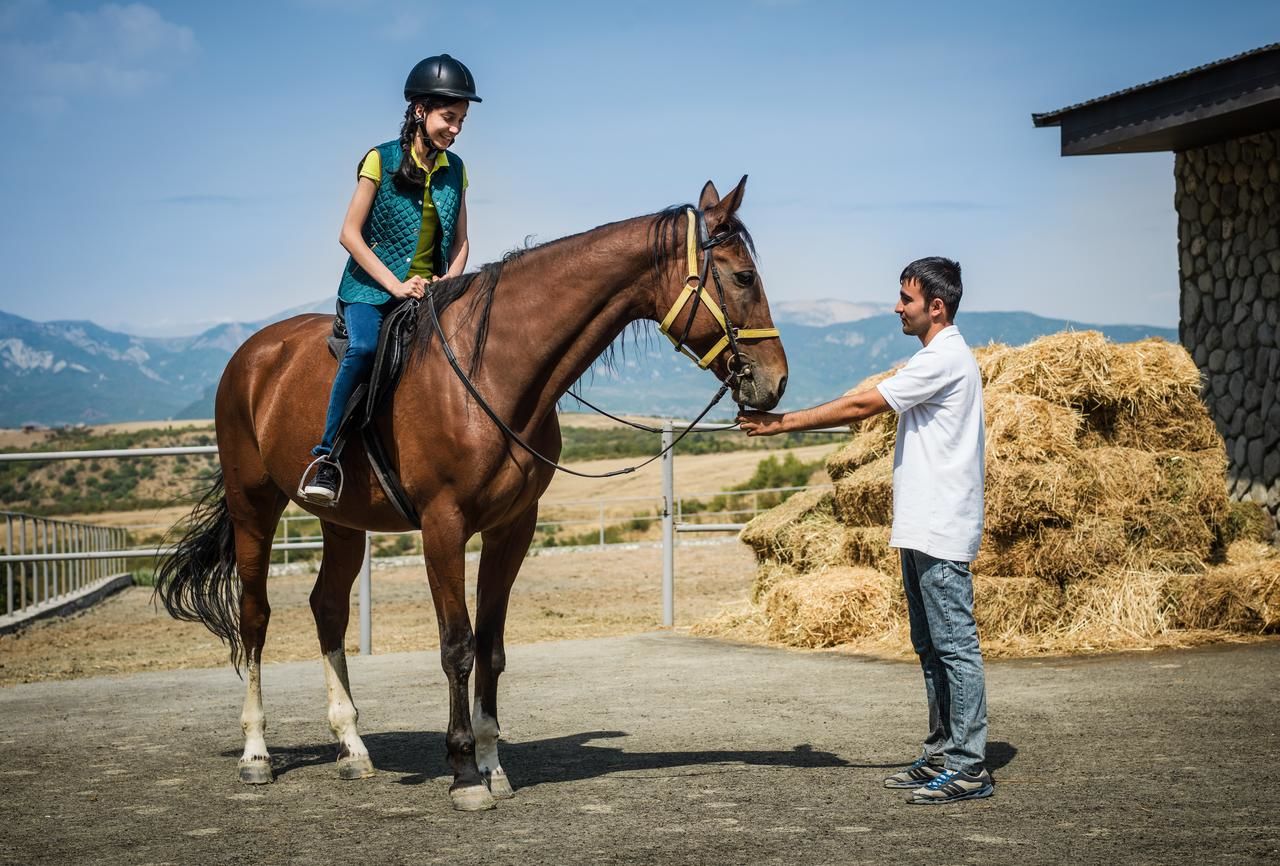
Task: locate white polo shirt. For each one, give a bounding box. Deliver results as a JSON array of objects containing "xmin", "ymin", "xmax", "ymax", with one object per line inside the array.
[{"xmin": 875, "ymin": 326, "xmax": 985, "ymax": 562}]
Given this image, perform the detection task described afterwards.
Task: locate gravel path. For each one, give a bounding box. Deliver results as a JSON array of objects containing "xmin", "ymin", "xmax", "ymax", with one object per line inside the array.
[{"xmin": 3, "ymin": 632, "xmax": 1278, "ymax": 865}]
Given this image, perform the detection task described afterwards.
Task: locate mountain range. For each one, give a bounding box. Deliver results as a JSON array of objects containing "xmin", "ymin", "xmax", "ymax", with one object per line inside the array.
[{"xmin": 0, "ymin": 299, "xmax": 1178, "ymax": 426}]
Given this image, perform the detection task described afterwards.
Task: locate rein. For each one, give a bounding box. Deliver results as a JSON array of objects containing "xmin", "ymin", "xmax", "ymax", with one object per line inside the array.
[
  {"xmin": 426, "ymin": 292, "xmax": 729, "ymax": 478},
  {"xmin": 424, "ymin": 208, "xmax": 772, "ymax": 478}
]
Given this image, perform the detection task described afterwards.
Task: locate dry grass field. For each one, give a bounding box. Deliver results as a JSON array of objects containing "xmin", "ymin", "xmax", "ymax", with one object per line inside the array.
[{"xmin": 0, "ymin": 541, "xmax": 758, "ymax": 686}]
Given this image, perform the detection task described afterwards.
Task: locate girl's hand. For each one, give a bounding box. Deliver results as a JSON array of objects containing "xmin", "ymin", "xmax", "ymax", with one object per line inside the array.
[{"xmin": 390, "ymin": 275, "xmax": 427, "ymax": 300}]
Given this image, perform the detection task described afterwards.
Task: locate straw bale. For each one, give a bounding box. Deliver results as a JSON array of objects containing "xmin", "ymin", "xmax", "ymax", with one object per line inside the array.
[
  {"xmin": 826, "ymin": 425, "xmax": 895, "ymax": 481},
  {"xmin": 739, "ymin": 487, "xmax": 847, "ymax": 589},
  {"xmin": 1079, "ymin": 396, "xmax": 1221, "ymax": 452},
  {"xmin": 832, "ymin": 455, "xmax": 894, "ymax": 526},
  {"xmin": 999, "ymin": 516, "xmax": 1131, "ymax": 582},
  {"xmin": 972, "ymin": 575, "xmax": 1064, "ymax": 639},
  {"xmin": 973, "ymin": 342, "xmax": 1018, "ymax": 386},
  {"xmin": 841, "ymin": 525, "xmax": 897, "ymax": 572},
  {"xmin": 987, "ymin": 330, "xmax": 1118, "ymax": 407},
  {"xmin": 763, "ymin": 567, "xmax": 903, "ymax": 648},
  {"xmin": 751, "ymin": 561, "xmax": 800, "ymax": 604},
  {"xmin": 984, "ymin": 458, "xmax": 1083, "ymax": 536},
  {"xmin": 1165, "ymin": 542, "xmax": 1280, "ymax": 631},
  {"xmin": 1105, "ymin": 337, "xmax": 1203, "ymax": 409},
  {"xmin": 984, "ymin": 388, "xmax": 1083, "ymax": 463},
  {"xmin": 1225, "ymin": 500, "xmax": 1275, "ymax": 545},
  {"xmin": 739, "ymin": 487, "xmax": 834, "ymax": 562},
  {"xmin": 1166, "ymin": 562, "xmax": 1280, "ymax": 632},
  {"xmin": 1057, "ymin": 571, "xmax": 1178, "ymax": 640}
]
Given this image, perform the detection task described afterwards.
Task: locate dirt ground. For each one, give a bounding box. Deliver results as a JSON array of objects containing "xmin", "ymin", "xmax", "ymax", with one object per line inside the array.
[
  {"xmin": 3, "ymin": 632, "xmax": 1278, "ymax": 865},
  {"xmin": 0, "ymin": 541, "xmax": 757, "ymax": 686}
]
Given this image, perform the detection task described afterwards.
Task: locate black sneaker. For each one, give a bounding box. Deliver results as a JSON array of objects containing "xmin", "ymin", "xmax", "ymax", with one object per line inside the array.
[
  {"xmin": 907, "ymin": 768, "xmax": 994, "ymax": 804},
  {"xmin": 303, "ymin": 462, "xmax": 340, "ymax": 504},
  {"xmin": 884, "ymin": 756, "xmax": 944, "ymax": 789}
]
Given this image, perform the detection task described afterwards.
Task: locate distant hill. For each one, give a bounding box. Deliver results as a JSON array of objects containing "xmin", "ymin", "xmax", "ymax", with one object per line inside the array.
[{"xmin": 0, "ymin": 303, "xmax": 1178, "ymax": 426}]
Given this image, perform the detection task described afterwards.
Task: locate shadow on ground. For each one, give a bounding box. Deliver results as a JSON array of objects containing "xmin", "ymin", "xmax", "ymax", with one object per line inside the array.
[{"xmin": 223, "ymin": 731, "xmax": 1016, "ymax": 785}]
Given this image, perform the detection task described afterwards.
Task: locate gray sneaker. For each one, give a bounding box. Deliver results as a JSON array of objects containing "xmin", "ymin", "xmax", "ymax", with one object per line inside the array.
[
  {"xmin": 883, "ymin": 756, "xmax": 944, "ymax": 789},
  {"xmin": 907, "ymin": 768, "xmax": 994, "ymax": 804}
]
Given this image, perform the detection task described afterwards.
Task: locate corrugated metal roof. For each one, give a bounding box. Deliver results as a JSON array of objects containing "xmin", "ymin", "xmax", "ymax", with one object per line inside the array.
[{"xmin": 1033, "ymin": 42, "xmax": 1280, "ymax": 126}]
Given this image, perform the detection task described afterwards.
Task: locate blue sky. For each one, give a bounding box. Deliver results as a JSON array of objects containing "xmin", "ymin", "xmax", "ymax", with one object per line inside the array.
[{"xmin": 0, "ymin": 0, "xmax": 1276, "ymax": 334}]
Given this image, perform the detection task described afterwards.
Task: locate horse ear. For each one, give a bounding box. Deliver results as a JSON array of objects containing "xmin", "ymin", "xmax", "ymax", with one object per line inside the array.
[
  {"xmin": 699, "ymin": 180, "xmax": 721, "ymax": 210},
  {"xmin": 704, "ymin": 175, "xmax": 748, "ymax": 232},
  {"xmin": 718, "ymin": 175, "xmax": 747, "ymax": 217}
]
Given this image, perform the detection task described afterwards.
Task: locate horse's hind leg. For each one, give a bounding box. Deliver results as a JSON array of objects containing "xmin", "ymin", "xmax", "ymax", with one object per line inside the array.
[
  {"xmin": 226, "ymin": 483, "xmax": 288, "ymax": 785},
  {"xmin": 311, "ymin": 520, "xmax": 375, "ymax": 780},
  {"xmin": 472, "ymin": 505, "xmax": 539, "ymax": 800}
]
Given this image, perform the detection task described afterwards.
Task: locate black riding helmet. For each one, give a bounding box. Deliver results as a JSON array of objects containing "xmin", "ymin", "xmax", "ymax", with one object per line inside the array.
[{"xmin": 404, "ymin": 54, "xmax": 482, "ymax": 103}]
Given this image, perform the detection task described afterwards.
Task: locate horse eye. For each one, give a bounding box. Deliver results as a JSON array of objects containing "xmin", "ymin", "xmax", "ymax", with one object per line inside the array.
[{"xmin": 733, "ymin": 270, "xmax": 756, "ymax": 288}]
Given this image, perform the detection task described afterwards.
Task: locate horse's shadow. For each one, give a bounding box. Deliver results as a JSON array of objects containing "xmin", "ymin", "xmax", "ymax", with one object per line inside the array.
[{"xmin": 222, "ymin": 733, "xmax": 1016, "ymax": 785}]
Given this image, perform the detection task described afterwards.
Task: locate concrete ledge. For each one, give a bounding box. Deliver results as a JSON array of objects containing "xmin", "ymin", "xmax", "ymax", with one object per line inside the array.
[{"xmin": 0, "ymin": 573, "xmax": 133, "ymax": 636}]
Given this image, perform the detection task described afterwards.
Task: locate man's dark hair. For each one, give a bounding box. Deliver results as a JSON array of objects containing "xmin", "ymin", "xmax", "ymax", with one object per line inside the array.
[{"xmin": 900, "ymin": 256, "xmax": 962, "ymax": 321}]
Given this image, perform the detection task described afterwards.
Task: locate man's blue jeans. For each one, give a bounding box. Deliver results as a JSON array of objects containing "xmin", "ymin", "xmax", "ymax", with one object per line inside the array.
[
  {"xmin": 900, "ymin": 548, "xmax": 988, "ymax": 775},
  {"xmin": 312, "ymin": 300, "xmax": 389, "ymax": 457}
]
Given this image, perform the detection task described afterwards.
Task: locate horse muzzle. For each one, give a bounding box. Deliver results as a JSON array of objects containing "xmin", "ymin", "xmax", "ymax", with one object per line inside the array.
[{"xmin": 730, "ymin": 354, "xmax": 786, "ymax": 411}]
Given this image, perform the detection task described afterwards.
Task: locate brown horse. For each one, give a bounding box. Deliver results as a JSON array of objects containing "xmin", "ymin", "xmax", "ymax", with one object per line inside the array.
[{"xmin": 154, "ymin": 177, "xmax": 788, "ymax": 811}]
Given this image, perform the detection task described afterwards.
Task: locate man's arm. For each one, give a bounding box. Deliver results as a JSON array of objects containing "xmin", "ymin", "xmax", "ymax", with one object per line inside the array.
[{"xmin": 737, "ymin": 387, "xmax": 891, "ymax": 437}]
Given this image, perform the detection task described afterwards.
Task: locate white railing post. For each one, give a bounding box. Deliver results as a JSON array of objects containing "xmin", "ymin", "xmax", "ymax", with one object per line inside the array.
[
  {"xmin": 18, "ymin": 516, "xmax": 27, "ymax": 609},
  {"xmin": 4, "ymin": 514, "xmax": 12, "ymax": 616},
  {"xmin": 359, "ymin": 533, "xmax": 372, "ymax": 655},
  {"xmin": 40, "ymin": 519, "xmax": 49, "ymax": 603},
  {"xmin": 598, "ymin": 504, "xmax": 606, "ymax": 550},
  {"xmin": 661, "ymin": 421, "xmax": 674, "ymax": 628}
]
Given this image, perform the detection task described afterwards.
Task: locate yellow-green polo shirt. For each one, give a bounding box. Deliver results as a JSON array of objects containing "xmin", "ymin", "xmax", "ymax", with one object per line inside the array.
[{"xmin": 359, "ymin": 147, "xmax": 469, "ymax": 278}]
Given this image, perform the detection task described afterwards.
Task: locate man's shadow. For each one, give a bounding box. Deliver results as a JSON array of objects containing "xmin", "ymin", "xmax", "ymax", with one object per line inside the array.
[{"xmin": 223, "ymin": 733, "xmax": 1015, "ymax": 784}]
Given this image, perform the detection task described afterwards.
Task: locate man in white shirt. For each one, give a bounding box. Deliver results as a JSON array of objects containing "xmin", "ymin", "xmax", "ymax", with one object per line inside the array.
[{"xmin": 738, "ymin": 257, "xmax": 991, "ymax": 805}]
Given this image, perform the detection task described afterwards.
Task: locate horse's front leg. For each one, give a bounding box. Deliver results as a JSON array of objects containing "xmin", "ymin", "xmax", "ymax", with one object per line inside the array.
[
  {"xmin": 423, "ymin": 513, "xmax": 495, "ymax": 811},
  {"xmin": 472, "ymin": 504, "xmax": 539, "ymax": 799}
]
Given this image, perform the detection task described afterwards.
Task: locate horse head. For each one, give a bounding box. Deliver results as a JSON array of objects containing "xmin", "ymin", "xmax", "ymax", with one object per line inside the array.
[{"xmin": 654, "ymin": 176, "xmax": 788, "ymax": 411}]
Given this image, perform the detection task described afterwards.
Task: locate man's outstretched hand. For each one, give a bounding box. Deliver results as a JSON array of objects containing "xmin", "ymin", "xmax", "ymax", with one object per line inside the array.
[{"xmin": 737, "ymin": 411, "xmax": 786, "ymax": 437}]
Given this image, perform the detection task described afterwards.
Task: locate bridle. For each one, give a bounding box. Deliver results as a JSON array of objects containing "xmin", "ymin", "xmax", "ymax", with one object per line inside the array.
[
  {"xmin": 425, "ymin": 206, "xmax": 781, "ymax": 478},
  {"xmin": 657, "ymin": 208, "xmax": 780, "ymax": 380}
]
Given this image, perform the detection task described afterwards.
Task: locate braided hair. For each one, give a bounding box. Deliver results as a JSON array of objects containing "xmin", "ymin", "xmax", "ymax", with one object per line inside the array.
[{"xmin": 394, "ymin": 96, "xmax": 456, "ymax": 189}]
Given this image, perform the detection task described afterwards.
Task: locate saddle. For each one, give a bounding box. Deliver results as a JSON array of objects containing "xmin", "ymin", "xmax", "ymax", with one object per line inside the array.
[{"xmin": 317, "ymin": 298, "xmax": 421, "ymax": 526}]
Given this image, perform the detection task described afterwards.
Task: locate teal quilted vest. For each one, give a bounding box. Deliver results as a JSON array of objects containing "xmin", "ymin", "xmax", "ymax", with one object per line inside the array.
[{"xmin": 337, "ymin": 140, "xmax": 465, "ymax": 305}]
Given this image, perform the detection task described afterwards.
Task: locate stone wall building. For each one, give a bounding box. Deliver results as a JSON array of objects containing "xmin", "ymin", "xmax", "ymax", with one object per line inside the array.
[{"xmin": 1034, "ymin": 44, "xmax": 1280, "ymax": 542}]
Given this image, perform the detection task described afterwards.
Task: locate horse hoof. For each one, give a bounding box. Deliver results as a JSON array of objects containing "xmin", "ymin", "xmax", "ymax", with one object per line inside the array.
[
  {"xmin": 486, "ymin": 769, "xmax": 514, "ymax": 799},
  {"xmin": 238, "ymin": 760, "xmax": 273, "ymax": 785},
  {"xmin": 337, "ymin": 755, "xmax": 376, "ymax": 780},
  {"xmin": 450, "ymin": 784, "xmax": 497, "ymax": 812}
]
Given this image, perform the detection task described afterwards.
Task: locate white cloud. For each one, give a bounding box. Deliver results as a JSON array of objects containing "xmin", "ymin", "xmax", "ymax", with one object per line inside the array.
[{"xmin": 0, "ymin": 2, "xmax": 196, "ymax": 110}]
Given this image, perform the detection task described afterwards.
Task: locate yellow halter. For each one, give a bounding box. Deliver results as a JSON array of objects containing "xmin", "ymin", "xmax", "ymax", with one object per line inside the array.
[{"xmin": 656, "ymin": 209, "xmax": 780, "ymax": 370}]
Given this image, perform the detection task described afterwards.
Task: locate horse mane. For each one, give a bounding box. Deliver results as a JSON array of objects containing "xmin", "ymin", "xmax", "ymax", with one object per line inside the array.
[{"xmin": 414, "ymin": 203, "xmax": 753, "ymax": 377}]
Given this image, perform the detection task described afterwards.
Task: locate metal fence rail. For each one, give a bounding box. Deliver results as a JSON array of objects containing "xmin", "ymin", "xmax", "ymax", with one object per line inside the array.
[
  {"xmin": 0, "ymin": 422, "xmax": 851, "ymax": 645},
  {"xmin": 2, "ymin": 511, "xmax": 131, "ymax": 618}
]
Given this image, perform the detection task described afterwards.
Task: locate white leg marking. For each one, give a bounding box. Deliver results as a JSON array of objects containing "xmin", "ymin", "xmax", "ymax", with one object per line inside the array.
[
  {"xmin": 239, "ymin": 659, "xmax": 269, "ymax": 764},
  {"xmin": 472, "ymin": 697, "xmax": 511, "ymax": 796},
  {"xmin": 323, "ymin": 649, "xmax": 369, "ymax": 762}
]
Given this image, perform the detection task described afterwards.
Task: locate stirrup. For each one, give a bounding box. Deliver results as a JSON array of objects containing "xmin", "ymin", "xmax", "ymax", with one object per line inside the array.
[{"xmin": 298, "ymin": 454, "xmax": 344, "ymax": 506}]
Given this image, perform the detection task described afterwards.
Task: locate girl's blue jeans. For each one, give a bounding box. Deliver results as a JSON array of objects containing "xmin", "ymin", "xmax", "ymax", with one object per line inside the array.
[
  {"xmin": 312, "ymin": 300, "xmax": 390, "ymax": 457},
  {"xmin": 900, "ymin": 548, "xmax": 989, "ymax": 775}
]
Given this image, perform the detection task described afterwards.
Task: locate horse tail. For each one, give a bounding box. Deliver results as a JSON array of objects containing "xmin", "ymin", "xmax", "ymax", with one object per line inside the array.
[{"xmin": 153, "ymin": 470, "xmax": 244, "ymax": 669}]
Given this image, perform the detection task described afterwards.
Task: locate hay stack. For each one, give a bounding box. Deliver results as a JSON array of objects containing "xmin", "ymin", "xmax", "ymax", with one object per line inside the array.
[{"xmin": 719, "ymin": 331, "xmax": 1278, "ymax": 657}]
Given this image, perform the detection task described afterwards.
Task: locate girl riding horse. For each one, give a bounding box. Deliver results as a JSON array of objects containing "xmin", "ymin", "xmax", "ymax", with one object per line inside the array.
[{"xmin": 303, "ymin": 54, "xmax": 480, "ymax": 504}]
